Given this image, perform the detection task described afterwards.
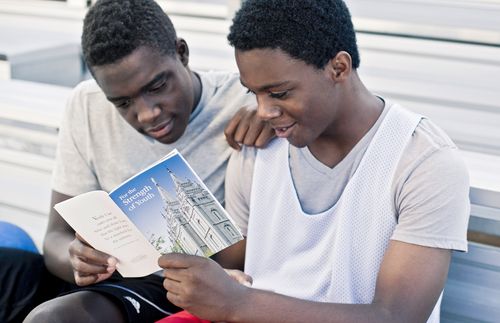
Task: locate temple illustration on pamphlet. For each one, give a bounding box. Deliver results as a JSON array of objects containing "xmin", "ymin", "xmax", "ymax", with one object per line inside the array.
[{"xmin": 151, "ymin": 168, "xmax": 241, "ymax": 257}]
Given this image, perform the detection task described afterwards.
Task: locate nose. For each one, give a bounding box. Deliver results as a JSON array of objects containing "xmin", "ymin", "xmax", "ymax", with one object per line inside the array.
[
  {"xmin": 135, "ymin": 96, "xmax": 161, "ymax": 124},
  {"xmin": 256, "ymin": 95, "xmax": 281, "ymax": 121}
]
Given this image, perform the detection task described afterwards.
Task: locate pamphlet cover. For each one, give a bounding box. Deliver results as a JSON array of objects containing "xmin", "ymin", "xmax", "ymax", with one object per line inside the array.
[{"xmin": 54, "ymin": 150, "xmax": 243, "ymax": 277}]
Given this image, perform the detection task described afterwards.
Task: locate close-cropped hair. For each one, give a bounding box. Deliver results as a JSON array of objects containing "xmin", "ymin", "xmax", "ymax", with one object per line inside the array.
[
  {"xmin": 227, "ymin": 0, "xmax": 360, "ymax": 69},
  {"xmin": 82, "ymin": 0, "xmax": 177, "ymax": 69}
]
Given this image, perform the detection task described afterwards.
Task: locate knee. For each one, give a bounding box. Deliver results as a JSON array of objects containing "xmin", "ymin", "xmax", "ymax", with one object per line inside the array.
[
  {"xmin": 23, "ymin": 297, "xmax": 70, "ymax": 323},
  {"xmin": 24, "ymin": 291, "xmax": 125, "ymax": 323}
]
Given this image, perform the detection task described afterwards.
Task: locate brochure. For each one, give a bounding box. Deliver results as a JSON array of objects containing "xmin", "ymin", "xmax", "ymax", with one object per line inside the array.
[{"xmin": 54, "ymin": 150, "xmax": 243, "ymax": 277}]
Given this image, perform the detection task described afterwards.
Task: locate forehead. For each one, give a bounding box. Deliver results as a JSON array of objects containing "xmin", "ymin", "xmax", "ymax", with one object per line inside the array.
[
  {"xmin": 92, "ymin": 46, "xmax": 179, "ymax": 98},
  {"xmin": 235, "ymin": 48, "xmax": 316, "ymax": 89}
]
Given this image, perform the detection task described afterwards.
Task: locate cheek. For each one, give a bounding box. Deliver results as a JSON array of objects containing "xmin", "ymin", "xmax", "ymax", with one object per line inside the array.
[
  {"xmin": 119, "ymin": 109, "xmax": 140, "ymax": 129},
  {"xmin": 170, "ymin": 82, "xmax": 191, "ymax": 109}
]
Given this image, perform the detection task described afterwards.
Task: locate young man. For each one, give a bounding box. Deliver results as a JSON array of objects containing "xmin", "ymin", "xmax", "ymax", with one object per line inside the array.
[
  {"xmin": 158, "ymin": 0, "xmax": 470, "ymax": 322},
  {"xmin": 7, "ymin": 0, "xmax": 272, "ymax": 322}
]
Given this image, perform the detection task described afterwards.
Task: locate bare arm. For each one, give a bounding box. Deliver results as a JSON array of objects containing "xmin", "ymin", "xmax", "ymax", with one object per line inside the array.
[
  {"xmin": 210, "ymin": 238, "xmax": 246, "ymax": 270},
  {"xmin": 43, "ymin": 190, "xmax": 77, "ymax": 282},
  {"xmin": 230, "ymin": 241, "xmax": 450, "ymax": 323},
  {"xmin": 43, "ymin": 190, "xmax": 117, "ymax": 285},
  {"xmin": 160, "ymin": 240, "xmax": 450, "ymax": 323}
]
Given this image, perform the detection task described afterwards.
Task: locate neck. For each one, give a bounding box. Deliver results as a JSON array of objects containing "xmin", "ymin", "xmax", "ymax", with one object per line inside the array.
[
  {"xmin": 190, "ymin": 71, "xmax": 202, "ymax": 114},
  {"xmin": 309, "ymin": 73, "xmax": 384, "ymax": 167}
]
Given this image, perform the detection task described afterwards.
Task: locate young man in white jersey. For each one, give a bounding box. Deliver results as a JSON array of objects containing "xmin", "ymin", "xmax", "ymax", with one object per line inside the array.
[
  {"xmin": 157, "ymin": 0, "xmax": 470, "ymax": 322},
  {"xmin": 0, "ymin": 1, "xmax": 273, "ymax": 323}
]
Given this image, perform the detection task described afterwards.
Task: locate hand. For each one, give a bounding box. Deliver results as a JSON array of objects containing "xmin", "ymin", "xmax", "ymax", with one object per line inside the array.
[
  {"xmin": 159, "ymin": 253, "xmax": 250, "ymax": 322},
  {"xmin": 224, "ymin": 106, "xmax": 275, "ymax": 150},
  {"xmin": 68, "ymin": 233, "xmax": 117, "ymax": 286}
]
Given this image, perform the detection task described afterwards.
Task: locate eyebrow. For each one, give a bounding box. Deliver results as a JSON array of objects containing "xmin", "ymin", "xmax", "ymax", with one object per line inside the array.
[
  {"xmin": 240, "ymin": 79, "xmax": 291, "ymax": 93},
  {"xmin": 107, "ymin": 72, "xmax": 168, "ymax": 102}
]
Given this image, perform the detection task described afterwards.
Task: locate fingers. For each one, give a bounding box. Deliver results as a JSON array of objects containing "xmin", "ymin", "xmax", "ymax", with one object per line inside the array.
[
  {"xmin": 241, "ymin": 120, "xmax": 264, "ymax": 146},
  {"xmin": 254, "ymin": 123, "xmax": 275, "ymax": 148},
  {"xmin": 163, "ymin": 269, "xmax": 183, "ymax": 291},
  {"xmin": 75, "ymin": 232, "xmax": 90, "ymax": 246},
  {"xmin": 225, "ymin": 106, "xmax": 275, "ymax": 150},
  {"xmin": 224, "ymin": 111, "xmax": 244, "ymax": 150},
  {"xmin": 69, "ymin": 234, "xmax": 117, "ymax": 286},
  {"xmin": 70, "ymin": 255, "xmax": 115, "ymax": 274},
  {"xmin": 70, "ymin": 254, "xmax": 116, "ymax": 286},
  {"xmin": 158, "ymin": 253, "xmax": 203, "ymax": 269},
  {"xmin": 160, "ymin": 254, "xmax": 215, "ymax": 290},
  {"xmin": 162, "ymin": 268, "xmax": 196, "ymax": 308},
  {"xmin": 70, "ymin": 234, "xmax": 116, "ymax": 265},
  {"xmin": 74, "ymin": 270, "xmax": 114, "ymax": 286}
]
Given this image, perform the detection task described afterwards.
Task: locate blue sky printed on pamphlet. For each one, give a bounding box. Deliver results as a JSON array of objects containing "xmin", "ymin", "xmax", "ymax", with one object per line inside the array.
[{"xmin": 109, "ymin": 154, "xmax": 201, "ymax": 252}]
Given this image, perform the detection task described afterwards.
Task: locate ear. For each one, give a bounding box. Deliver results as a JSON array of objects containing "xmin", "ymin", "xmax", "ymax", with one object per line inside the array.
[
  {"xmin": 325, "ymin": 51, "xmax": 352, "ymax": 81},
  {"xmin": 176, "ymin": 38, "xmax": 190, "ymax": 66}
]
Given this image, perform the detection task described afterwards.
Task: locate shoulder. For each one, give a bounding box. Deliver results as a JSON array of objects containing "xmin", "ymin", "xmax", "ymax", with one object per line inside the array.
[
  {"xmin": 200, "ymin": 70, "xmax": 241, "ymax": 87},
  {"xmin": 199, "ymin": 70, "xmax": 252, "ymax": 103},
  {"xmin": 398, "ymin": 116, "xmax": 470, "ymax": 197},
  {"xmin": 392, "ymin": 117, "xmax": 470, "ymax": 251},
  {"xmin": 64, "ymin": 79, "xmax": 115, "ymax": 121},
  {"xmin": 396, "ymin": 118, "xmax": 469, "ymax": 192},
  {"xmin": 396, "ymin": 117, "xmax": 467, "ymax": 184},
  {"xmin": 228, "ymin": 145, "xmax": 259, "ymax": 175},
  {"xmin": 70, "ymin": 79, "xmax": 104, "ymax": 100},
  {"xmin": 196, "ymin": 71, "xmax": 255, "ymax": 120}
]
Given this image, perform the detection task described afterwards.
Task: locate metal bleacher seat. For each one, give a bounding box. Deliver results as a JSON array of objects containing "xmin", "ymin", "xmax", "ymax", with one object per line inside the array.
[
  {"xmin": 0, "ymin": 79, "xmax": 71, "ymax": 251},
  {"xmin": 442, "ymin": 242, "xmax": 500, "ymax": 322},
  {"xmin": 0, "ymin": 7, "xmax": 87, "ymax": 87}
]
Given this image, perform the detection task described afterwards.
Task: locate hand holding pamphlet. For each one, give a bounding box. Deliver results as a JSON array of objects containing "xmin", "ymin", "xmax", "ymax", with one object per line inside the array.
[{"xmin": 54, "ymin": 150, "xmax": 243, "ymax": 277}]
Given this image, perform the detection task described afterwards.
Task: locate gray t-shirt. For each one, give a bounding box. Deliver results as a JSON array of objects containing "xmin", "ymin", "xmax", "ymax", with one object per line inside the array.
[
  {"xmin": 226, "ymin": 101, "xmax": 470, "ymax": 251},
  {"xmin": 52, "ymin": 71, "xmax": 255, "ymax": 204}
]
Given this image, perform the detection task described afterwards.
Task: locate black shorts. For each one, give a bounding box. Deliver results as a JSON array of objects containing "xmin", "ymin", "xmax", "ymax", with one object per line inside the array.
[
  {"xmin": 74, "ymin": 273, "xmax": 181, "ymax": 323},
  {"xmin": 0, "ymin": 247, "xmax": 179, "ymax": 323},
  {"xmin": 0, "ymin": 248, "xmax": 76, "ymax": 323}
]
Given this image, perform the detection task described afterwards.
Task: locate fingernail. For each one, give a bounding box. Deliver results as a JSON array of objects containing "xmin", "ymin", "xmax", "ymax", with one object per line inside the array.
[{"xmin": 107, "ymin": 257, "xmax": 117, "ymax": 266}]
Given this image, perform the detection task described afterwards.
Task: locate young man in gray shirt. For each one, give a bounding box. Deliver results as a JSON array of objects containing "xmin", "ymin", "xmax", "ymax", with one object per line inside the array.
[{"xmin": 3, "ymin": 1, "xmax": 271, "ymax": 322}]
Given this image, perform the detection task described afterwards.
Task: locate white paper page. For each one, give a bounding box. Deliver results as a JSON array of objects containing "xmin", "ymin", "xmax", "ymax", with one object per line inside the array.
[{"xmin": 54, "ymin": 191, "xmax": 161, "ymax": 277}]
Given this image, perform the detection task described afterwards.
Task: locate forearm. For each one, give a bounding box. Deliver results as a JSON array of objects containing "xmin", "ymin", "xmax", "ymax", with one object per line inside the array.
[
  {"xmin": 228, "ymin": 288, "xmax": 397, "ymax": 323},
  {"xmin": 43, "ymin": 230, "xmax": 76, "ymax": 283}
]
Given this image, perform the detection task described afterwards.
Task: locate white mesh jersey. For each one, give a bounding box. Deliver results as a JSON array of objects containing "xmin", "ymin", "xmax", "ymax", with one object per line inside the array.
[{"xmin": 244, "ymin": 105, "xmax": 440, "ymax": 322}]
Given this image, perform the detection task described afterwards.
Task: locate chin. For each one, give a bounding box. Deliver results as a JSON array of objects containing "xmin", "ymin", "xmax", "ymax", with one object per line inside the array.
[
  {"xmin": 156, "ymin": 135, "xmax": 178, "ymax": 145},
  {"xmin": 286, "ymin": 138, "xmax": 307, "ymax": 148},
  {"xmin": 156, "ymin": 128, "xmax": 186, "ymax": 144}
]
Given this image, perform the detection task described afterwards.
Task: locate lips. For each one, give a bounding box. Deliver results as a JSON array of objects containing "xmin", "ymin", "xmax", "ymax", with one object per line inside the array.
[
  {"xmin": 272, "ymin": 122, "xmax": 296, "ymax": 138},
  {"xmin": 145, "ymin": 118, "xmax": 174, "ymax": 139}
]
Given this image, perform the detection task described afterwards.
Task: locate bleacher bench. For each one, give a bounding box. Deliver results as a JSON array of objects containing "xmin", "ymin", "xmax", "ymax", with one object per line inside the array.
[{"xmin": 442, "ymin": 242, "xmax": 500, "ymax": 322}]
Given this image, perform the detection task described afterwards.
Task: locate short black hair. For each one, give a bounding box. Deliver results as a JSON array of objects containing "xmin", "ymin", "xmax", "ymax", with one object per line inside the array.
[
  {"xmin": 82, "ymin": 0, "xmax": 177, "ymax": 68},
  {"xmin": 227, "ymin": 0, "xmax": 360, "ymax": 69}
]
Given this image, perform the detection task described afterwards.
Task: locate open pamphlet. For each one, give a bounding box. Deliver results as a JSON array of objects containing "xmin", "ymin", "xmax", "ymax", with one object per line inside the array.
[{"xmin": 54, "ymin": 150, "xmax": 243, "ymax": 277}]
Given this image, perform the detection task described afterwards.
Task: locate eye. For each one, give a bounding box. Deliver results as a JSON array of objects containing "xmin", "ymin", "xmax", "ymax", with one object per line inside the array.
[
  {"xmin": 246, "ymin": 88, "xmax": 255, "ymax": 95},
  {"xmin": 149, "ymin": 81, "xmax": 167, "ymax": 93},
  {"xmin": 269, "ymin": 90, "xmax": 288, "ymax": 99},
  {"xmin": 115, "ymin": 99, "xmax": 131, "ymax": 109}
]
